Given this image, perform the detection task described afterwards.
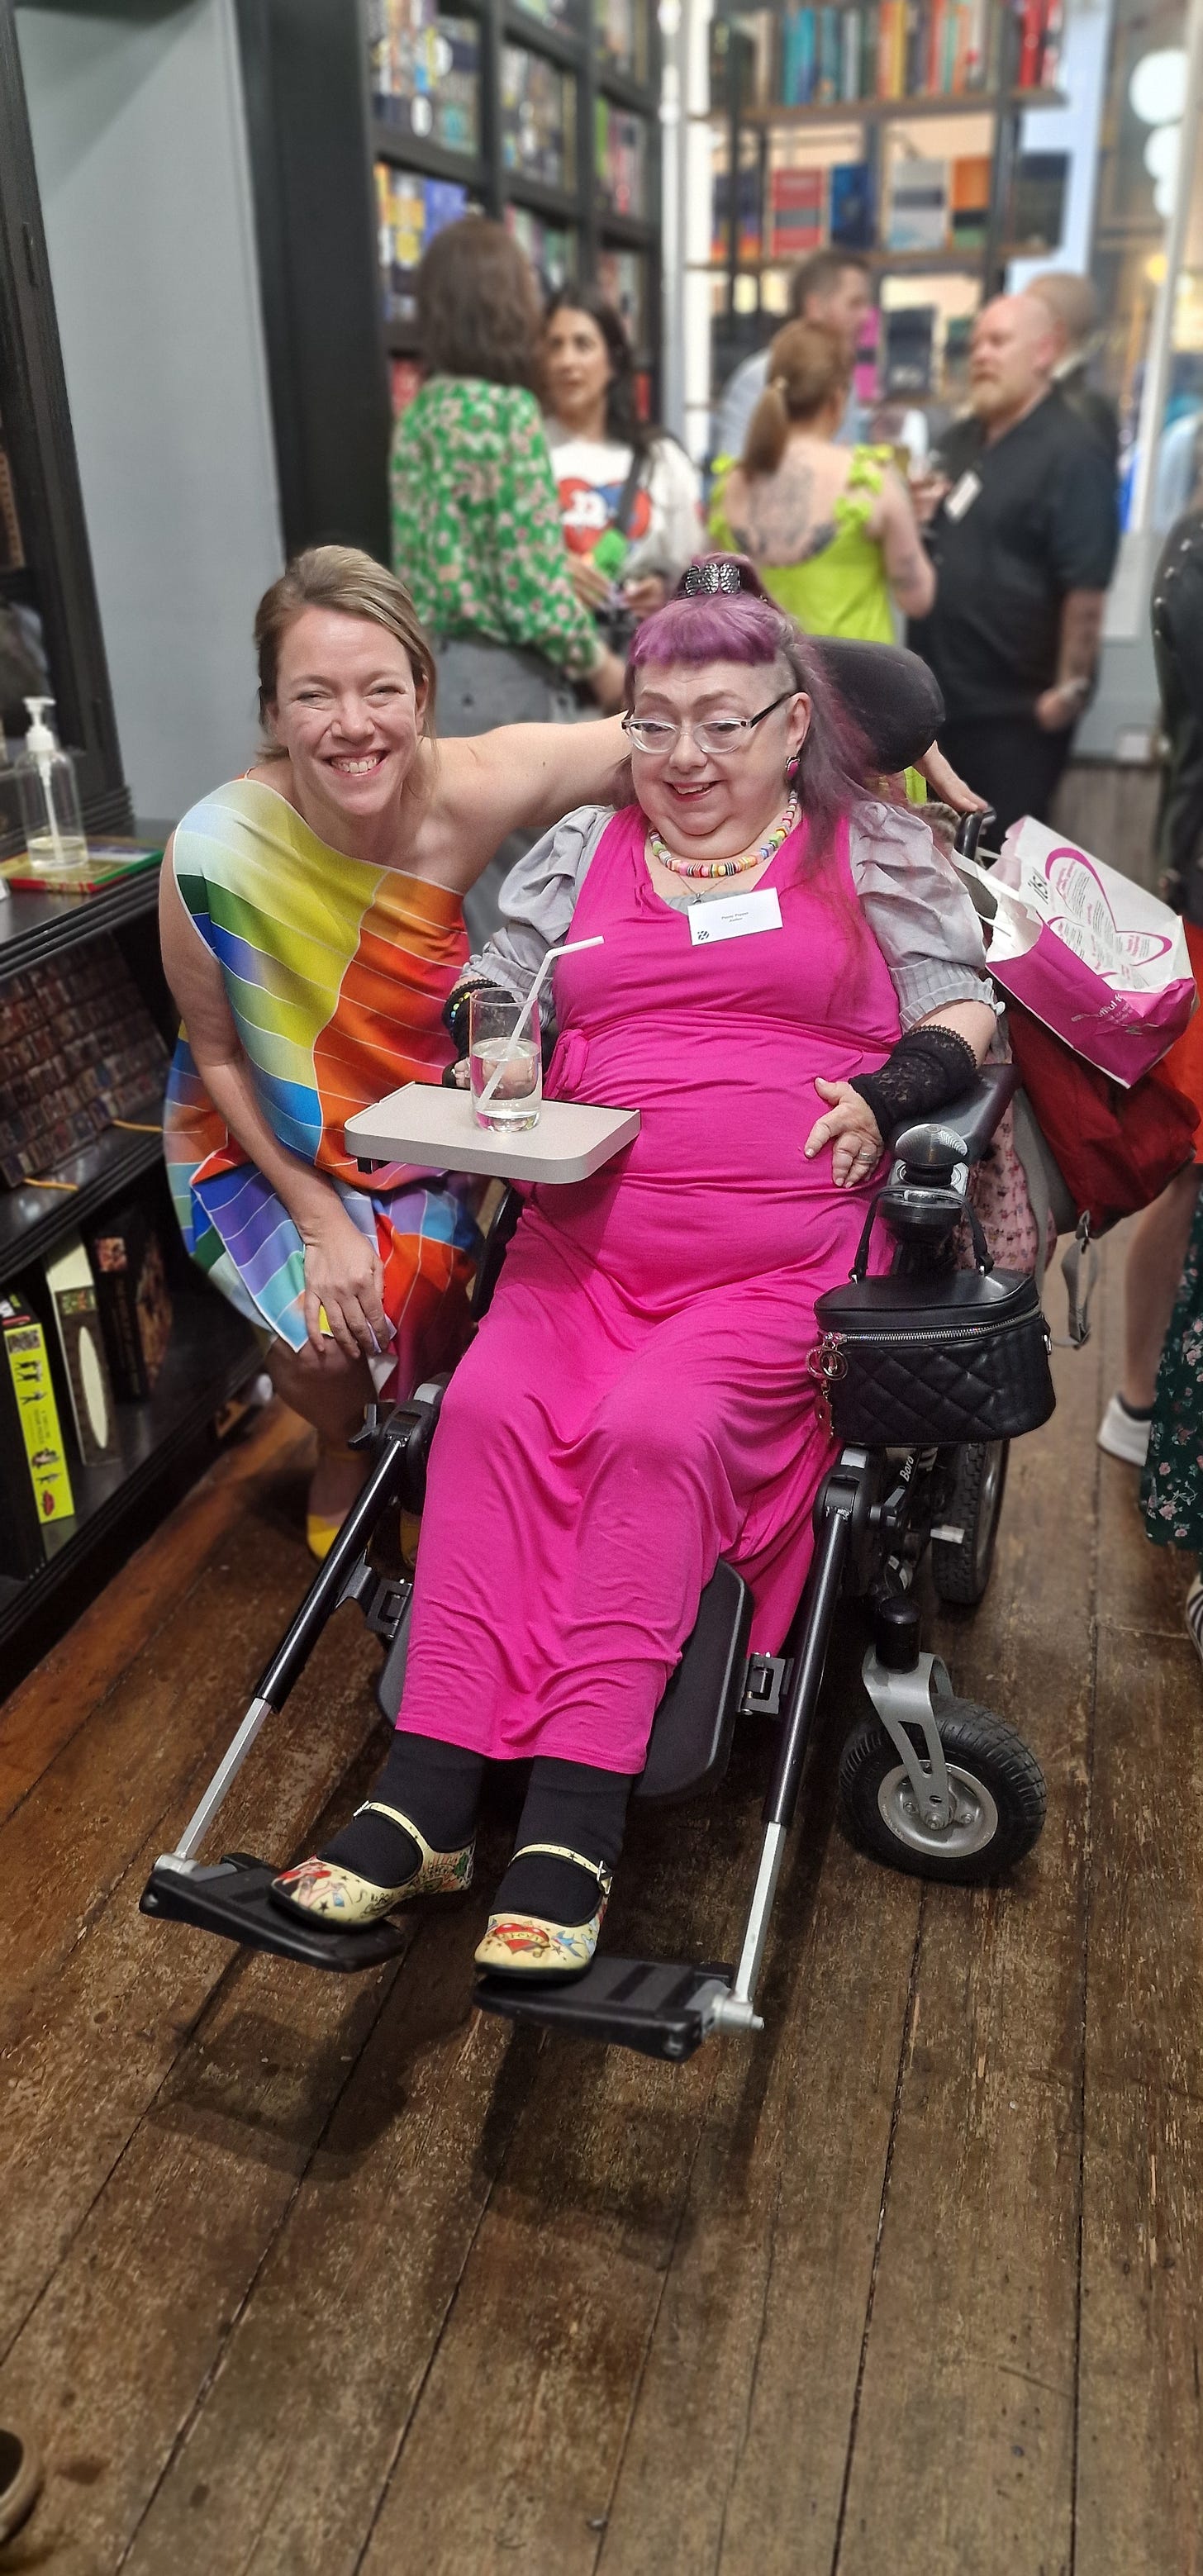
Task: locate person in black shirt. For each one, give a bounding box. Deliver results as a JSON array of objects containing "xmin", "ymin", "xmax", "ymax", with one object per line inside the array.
[{"xmin": 907, "ymin": 294, "xmax": 1119, "ymax": 839}]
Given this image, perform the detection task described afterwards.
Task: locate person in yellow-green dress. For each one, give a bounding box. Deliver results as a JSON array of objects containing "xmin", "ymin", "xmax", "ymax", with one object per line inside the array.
[{"xmin": 709, "ymin": 321, "xmax": 935, "ymax": 644}]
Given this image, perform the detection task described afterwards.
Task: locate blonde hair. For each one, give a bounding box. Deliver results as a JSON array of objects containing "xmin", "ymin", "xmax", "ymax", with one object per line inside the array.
[
  {"xmin": 742, "ymin": 321, "xmax": 852, "ymax": 478},
  {"xmin": 254, "ymin": 544, "xmax": 437, "ymax": 753}
]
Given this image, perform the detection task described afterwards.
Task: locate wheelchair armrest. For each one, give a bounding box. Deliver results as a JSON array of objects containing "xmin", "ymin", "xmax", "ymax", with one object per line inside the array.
[{"xmin": 888, "ymin": 1061, "xmax": 1018, "ymax": 1168}]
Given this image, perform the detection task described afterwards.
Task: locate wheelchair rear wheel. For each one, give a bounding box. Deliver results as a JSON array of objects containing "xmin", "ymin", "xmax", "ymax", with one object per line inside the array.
[
  {"xmin": 837, "ymin": 1699, "xmax": 1046, "ymax": 1884},
  {"xmin": 930, "ymin": 1442, "xmax": 1009, "ymax": 1607}
]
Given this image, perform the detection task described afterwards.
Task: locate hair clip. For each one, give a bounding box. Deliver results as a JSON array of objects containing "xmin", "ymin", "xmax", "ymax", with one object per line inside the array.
[{"xmin": 681, "ymin": 559, "xmax": 744, "ymax": 596}]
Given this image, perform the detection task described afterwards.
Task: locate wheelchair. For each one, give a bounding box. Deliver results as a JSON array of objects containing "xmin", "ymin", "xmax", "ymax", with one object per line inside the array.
[{"xmin": 141, "ymin": 1058, "xmax": 1048, "ymax": 2064}]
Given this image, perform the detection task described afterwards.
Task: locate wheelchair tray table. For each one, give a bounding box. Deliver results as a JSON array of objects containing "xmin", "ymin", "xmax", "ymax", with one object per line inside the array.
[{"xmin": 345, "ymin": 1083, "xmax": 640, "ymax": 1184}]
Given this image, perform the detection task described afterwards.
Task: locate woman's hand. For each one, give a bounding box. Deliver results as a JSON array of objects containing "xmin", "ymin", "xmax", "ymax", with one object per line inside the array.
[
  {"xmin": 569, "ymin": 554, "xmax": 615, "ymax": 613},
  {"xmin": 589, "ymin": 649, "xmax": 628, "ymax": 714},
  {"xmin": 301, "ymin": 1205, "xmax": 390, "ymax": 1360},
  {"xmin": 915, "ymin": 742, "xmax": 989, "ymax": 815},
  {"xmin": 622, "ymin": 573, "xmax": 667, "ymax": 620},
  {"xmin": 806, "ymin": 1078, "xmax": 884, "ymax": 1187}
]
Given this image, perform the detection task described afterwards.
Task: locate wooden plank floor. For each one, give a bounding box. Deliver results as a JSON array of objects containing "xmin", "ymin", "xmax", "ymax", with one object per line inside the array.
[{"xmin": 2, "ymin": 1235, "xmax": 1201, "ymax": 2576}]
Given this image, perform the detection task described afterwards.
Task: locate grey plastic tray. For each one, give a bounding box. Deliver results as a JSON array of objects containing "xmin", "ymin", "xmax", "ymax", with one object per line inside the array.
[{"xmin": 345, "ymin": 1081, "xmax": 641, "ymax": 1183}]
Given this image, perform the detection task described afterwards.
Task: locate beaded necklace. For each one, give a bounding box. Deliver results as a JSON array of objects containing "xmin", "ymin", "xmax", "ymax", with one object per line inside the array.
[{"xmin": 647, "ymin": 792, "xmax": 799, "ymax": 883}]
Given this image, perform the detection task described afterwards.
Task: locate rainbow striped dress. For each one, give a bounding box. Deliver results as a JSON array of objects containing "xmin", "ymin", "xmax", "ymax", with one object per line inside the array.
[{"xmin": 163, "ymin": 778, "xmax": 478, "ymax": 1385}]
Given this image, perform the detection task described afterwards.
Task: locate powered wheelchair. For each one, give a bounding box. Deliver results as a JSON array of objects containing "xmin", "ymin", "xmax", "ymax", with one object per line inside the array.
[{"xmin": 141, "ymin": 1054, "xmax": 1052, "ymax": 2064}]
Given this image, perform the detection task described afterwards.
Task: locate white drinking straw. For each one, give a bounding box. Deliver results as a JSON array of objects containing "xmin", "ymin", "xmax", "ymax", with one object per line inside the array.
[{"xmin": 477, "ymin": 934, "xmax": 604, "ymax": 1111}]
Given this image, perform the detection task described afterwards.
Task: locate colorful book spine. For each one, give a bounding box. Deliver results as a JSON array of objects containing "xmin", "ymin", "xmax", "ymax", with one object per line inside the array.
[
  {"xmin": 1017, "ymin": 0, "xmax": 1044, "ymax": 88},
  {"xmin": 816, "ymin": 5, "xmax": 841, "ymax": 102},
  {"xmin": 0, "ymin": 1297, "xmax": 74, "ymax": 1576},
  {"xmin": 841, "ymin": 9, "xmax": 862, "ymax": 99},
  {"xmin": 830, "ymin": 159, "xmax": 874, "ymax": 246},
  {"xmin": 768, "ymin": 165, "xmax": 825, "ymax": 258}
]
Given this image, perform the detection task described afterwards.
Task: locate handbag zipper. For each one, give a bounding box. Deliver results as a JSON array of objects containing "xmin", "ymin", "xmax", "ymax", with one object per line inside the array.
[{"xmin": 811, "ymin": 1310, "xmax": 1048, "ymax": 1383}]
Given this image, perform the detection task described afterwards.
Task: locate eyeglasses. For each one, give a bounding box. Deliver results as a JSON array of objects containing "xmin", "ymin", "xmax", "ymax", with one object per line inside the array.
[{"xmin": 622, "ymin": 690, "xmax": 797, "ymax": 759}]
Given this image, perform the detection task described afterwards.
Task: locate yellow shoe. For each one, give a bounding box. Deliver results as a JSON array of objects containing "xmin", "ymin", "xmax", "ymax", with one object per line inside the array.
[
  {"xmin": 473, "ymin": 1844, "xmax": 612, "ymax": 1981},
  {"xmin": 270, "ymin": 1803, "xmax": 474, "ymax": 1930},
  {"xmin": 305, "ymin": 1509, "xmax": 343, "ymax": 1562}
]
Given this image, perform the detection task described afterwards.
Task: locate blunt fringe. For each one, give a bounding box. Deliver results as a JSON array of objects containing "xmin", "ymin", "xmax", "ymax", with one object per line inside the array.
[{"xmin": 626, "ymin": 559, "xmax": 874, "ymax": 867}]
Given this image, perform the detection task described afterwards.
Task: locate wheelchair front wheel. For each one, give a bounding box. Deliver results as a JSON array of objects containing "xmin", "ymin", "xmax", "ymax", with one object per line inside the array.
[
  {"xmin": 930, "ymin": 1442, "xmax": 1009, "ymax": 1607},
  {"xmin": 837, "ymin": 1699, "xmax": 1046, "ymax": 1884}
]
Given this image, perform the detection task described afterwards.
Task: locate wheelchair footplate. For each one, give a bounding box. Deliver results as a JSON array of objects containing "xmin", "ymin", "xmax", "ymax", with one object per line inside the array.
[
  {"xmin": 473, "ymin": 1956, "xmax": 734, "ymax": 2061},
  {"xmin": 140, "ymin": 1853, "xmax": 411, "ymax": 1973}
]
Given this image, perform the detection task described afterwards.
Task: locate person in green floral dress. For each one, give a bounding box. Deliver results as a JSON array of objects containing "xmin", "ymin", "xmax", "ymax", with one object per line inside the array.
[
  {"xmin": 1143, "ymin": 1181, "xmax": 1203, "ymax": 1660},
  {"xmin": 391, "ymin": 220, "xmax": 626, "ymax": 939}
]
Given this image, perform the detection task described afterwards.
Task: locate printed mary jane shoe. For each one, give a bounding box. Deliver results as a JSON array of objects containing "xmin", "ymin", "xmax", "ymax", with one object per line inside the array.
[
  {"xmin": 473, "ymin": 1844, "xmax": 612, "ymax": 1982},
  {"xmin": 270, "ymin": 1801, "xmax": 473, "ymax": 1930}
]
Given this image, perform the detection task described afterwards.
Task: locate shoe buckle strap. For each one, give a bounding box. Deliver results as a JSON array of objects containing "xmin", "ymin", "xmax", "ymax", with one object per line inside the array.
[
  {"xmin": 353, "ymin": 1800, "xmax": 431, "ymax": 1851},
  {"xmin": 511, "ymin": 1841, "xmax": 613, "ymax": 1896}
]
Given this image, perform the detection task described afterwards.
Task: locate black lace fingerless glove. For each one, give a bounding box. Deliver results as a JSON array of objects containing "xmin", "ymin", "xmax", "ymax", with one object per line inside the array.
[{"xmin": 848, "ymin": 1024, "xmax": 978, "ymax": 1143}]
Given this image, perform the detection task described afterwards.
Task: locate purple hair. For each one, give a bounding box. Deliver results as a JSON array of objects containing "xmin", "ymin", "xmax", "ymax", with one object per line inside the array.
[{"xmin": 626, "ymin": 560, "xmax": 873, "ymax": 866}]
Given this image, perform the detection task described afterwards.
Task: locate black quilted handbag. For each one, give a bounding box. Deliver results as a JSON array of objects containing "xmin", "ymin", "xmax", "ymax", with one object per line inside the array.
[{"xmin": 811, "ymin": 1197, "xmax": 1055, "ymax": 1447}]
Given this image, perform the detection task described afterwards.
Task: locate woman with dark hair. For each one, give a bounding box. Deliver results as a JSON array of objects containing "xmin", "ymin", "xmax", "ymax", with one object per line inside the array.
[
  {"xmin": 542, "ymin": 283, "xmax": 701, "ymax": 631},
  {"xmin": 390, "ymin": 223, "xmax": 625, "ymax": 789},
  {"xmin": 271, "ymin": 560, "xmax": 996, "ymax": 1979}
]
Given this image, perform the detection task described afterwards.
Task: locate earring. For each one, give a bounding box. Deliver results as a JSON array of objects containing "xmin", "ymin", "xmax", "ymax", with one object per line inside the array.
[{"xmin": 786, "ymin": 751, "xmax": 801, "ymax": 783}]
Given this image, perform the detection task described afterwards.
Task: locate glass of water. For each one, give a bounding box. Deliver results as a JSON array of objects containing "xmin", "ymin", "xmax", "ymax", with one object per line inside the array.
[{"xmin": 468, "ymin": 990, "xmax": 541, "ymax": 1133}]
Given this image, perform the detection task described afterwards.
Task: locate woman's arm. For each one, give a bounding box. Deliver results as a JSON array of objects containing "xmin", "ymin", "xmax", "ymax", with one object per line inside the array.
[
  {"xmin": 160, "ymin": 853, "xmax": 388, "ymax": 1360},
  {"xmin": 807, "ymin": 1000, "xmax": 995, "ymax": 1186},
  {"xmin": 873, "ymin": 466, "xmax": 937, "ymax": 620},
  {"xmin": 422, "ymin": 719, "xmax": 630, "ymax": 890}
]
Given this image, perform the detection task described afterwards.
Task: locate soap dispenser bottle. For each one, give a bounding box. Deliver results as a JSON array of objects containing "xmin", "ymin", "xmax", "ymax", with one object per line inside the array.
[{"xmin": 15, "ymin": 697, "xmax": 87, "ymax": 873}]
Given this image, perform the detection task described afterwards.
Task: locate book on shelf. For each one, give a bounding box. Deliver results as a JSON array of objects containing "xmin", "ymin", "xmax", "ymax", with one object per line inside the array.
[
  {"xmin": 1018, "ymin": 0, "xmax": 1060, "ymax": 88},
  {"xmin": 830, "ymin": 159, "xmax": 874, "ymax": 247},
  {"xmin": 502, "ymin": 45, "xmax": 574, "ymax": 190},
  {"xmin": 949, "ymin": 152, "xmax": 991, "ymax": 248},
  {"xmin": 88, "ymin": 1200, "xmax": 173, "ymax": 1404},
  {"xmin": 768, "ymin": 165, "xmax": 825, "ymax": 259},
  {"xmin": 887, "ymin": 153, "xmax": 947, "ymax": 250},
  {"xmin": 0, "ymin": 839, "xmax": 163, "ymax": 896},
  {"xmin": 45, "ymin": 1236, "xmax": 119, "ymax": 1470},
  {"xmin": 1010, "ymin": 148, "xmax": 1067, "ymax": 250},
  {"xmin": 882, "ymin": 302, "xmax": 936, "ymax": 394},
  {"xmin": 0, "ymin": 938, "xmax": 168, "ymax": 1191},
  {"xmin": 0, "ymin": 1295, "xmax": 74, "ymax": 1577},
  {"xmin": 376, "ymin": 165, "xmax": 471, "ymax": 322},
  {"xmin": 757, "ymin": 0, "xmax": 1017, "ymax": 111}
]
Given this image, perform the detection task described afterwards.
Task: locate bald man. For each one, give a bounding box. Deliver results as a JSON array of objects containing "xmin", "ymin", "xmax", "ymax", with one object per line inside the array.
[{"xmin": 907, "ymin": 293, "xmax": 1118, "ymax": 839}]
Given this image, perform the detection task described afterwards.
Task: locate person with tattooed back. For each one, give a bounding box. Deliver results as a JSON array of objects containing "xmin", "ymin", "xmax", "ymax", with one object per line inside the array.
[{"xmin": 708, "ymin": 321, "xmax": 934, "ymax": 646}]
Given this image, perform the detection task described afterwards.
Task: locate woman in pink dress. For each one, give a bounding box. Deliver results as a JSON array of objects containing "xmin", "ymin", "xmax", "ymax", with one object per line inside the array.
[{"xmin": 273, "ymin": 562, "xmax": 996, "ymax": 1980}]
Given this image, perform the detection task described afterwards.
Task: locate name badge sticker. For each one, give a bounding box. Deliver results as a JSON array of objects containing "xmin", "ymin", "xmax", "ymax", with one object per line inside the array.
[
  {"xmin": 689, "ymin": 886, "xmax": 784, "ymax": 947},
  {"xmin": 944, "ymin": 469, "xmax": 982, "ymax": 522}
]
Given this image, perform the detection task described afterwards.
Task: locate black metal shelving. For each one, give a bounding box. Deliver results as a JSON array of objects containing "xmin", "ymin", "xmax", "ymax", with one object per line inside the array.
[
  {"xmin": 0, "ymin": 870, "xmax": 260, "ymax": 1671},
  {"xmin": 0, "ymin": 1093, "xmax": 164, "ymax": 1290},
  {"xmin": 0, "ymin": 1287, "xmax": 259, "ymax": 1656}
]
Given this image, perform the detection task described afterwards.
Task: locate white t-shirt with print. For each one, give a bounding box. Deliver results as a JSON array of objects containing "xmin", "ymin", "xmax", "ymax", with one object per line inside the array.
[{"xmin": 544, "ymin": 423, "xmax": 702, "ymax": 587}]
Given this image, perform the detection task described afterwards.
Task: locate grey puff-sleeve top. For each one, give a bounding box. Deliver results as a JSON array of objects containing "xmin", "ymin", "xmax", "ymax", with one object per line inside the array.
[{"xmin": 465, "ymin": 797, "xmax": 995, "ymax": 1034}]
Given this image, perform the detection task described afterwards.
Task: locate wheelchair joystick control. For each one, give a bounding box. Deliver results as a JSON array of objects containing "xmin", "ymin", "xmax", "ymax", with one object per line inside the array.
[{"xmin": 873, "ymin": 1596, "xmax": 921, "ymax": 1673}]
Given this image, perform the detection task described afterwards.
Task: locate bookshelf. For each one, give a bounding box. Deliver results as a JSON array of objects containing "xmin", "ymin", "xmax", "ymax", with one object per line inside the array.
[
  {"xmin": 372, "ymin": 0, "xmax": 663, "ymax": 402},
  {"xmin": 234, "ymin": 0, "xmax": 663, "ymax": 563},
  {"xmin": 701, "ymin": 2, "xmax": 1066, "ymax": 431}
]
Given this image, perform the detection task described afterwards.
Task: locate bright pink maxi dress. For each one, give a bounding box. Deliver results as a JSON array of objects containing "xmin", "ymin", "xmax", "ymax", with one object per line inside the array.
[{"xmin": 397, "ymin": 801, "xmax": 901, "ymax": 1774}]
